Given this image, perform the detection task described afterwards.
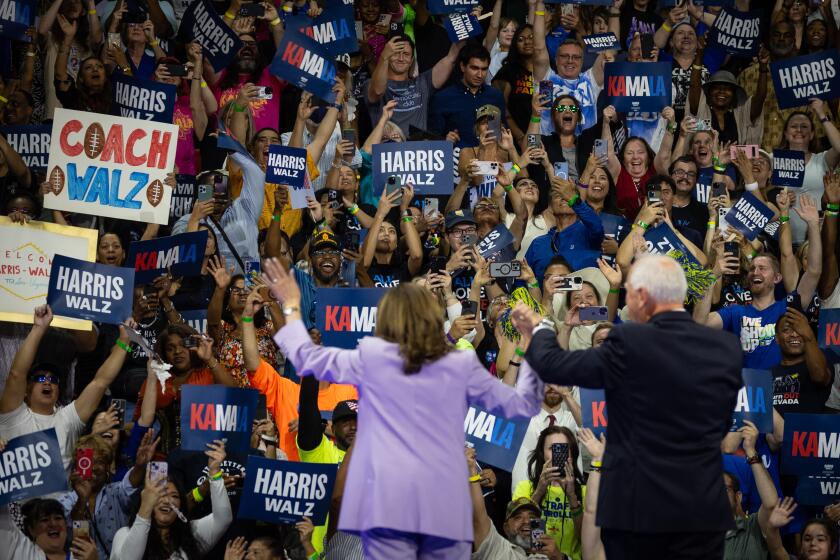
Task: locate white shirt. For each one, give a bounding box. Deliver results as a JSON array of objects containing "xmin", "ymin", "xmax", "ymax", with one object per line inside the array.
[
  {"xmin": 0, "ymin": 402, "xmax": 84, "ymax": 475},
  {"xmin": 281, "ymin": 123, "xmax": 363, "ymax": 192}
]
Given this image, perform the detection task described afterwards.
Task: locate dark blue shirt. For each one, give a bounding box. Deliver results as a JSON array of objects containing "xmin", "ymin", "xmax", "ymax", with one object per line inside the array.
[
  {"xmin": 428, "ymin": 82, "xmax": 506, "ymax": 148},
  {"xmin": 525, "ymin": 200, "xmax": 604, "ymax": 283}
]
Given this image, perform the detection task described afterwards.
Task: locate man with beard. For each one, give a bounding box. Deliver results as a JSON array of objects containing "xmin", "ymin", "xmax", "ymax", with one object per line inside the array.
[
  {"xmin": 212, "ymin": 30, "xmax": 285, "ymax": 132},
  {"xmin": 511, "ymin": 385, "xmax": 581, "ymax": 493},
  {"xmin": 668, "ymin": 156, "xmax": 708, "ymax": 241},
  {"xmin": 738, "ymin": 21, "xmax": 833, "ymax": 150},
  {"xmin": 671, "ymin": 128, "xmax": 735, "ymax": 204}
]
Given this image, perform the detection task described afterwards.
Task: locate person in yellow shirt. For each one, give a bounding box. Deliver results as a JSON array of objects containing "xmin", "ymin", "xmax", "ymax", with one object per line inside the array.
[{"xmin": 513, "ymin": 425, "xmax": 586, "ymax": 560}]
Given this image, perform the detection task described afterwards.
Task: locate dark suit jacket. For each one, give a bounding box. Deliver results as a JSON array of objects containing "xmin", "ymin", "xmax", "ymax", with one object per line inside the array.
[{"xmin": 525, "ymin": 311, "xmax": 743, "ymax": 533}]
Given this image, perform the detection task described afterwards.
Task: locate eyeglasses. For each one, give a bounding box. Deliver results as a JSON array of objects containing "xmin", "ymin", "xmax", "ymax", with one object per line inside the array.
[
  {"xmin": 554, "ymin": 105, "xmax": 579, "ymax": 113},
  {"xmin": 29, "ymin": 375, "xmax": 59, "ymax": 385},
  {"xmin": 474, "ymin": 203, "xmax": 498, "ymax": 211},
  {"xmin": 229, "ymin": 287, "xmax": 251, "ymax": 295},
  {"xmin": 671, "ymin": 169, "xmax": 697, "ymax": 179},
  {"xmin": 312, "ymin": 250, "xmax": 341, "ymax": 257},
  {"xmin": 556, "ymin": 54, "xmax": 583, "ymax": 62},
  {"xmin": 450, "ymin": 227, "xmax": 477, "ymax": 238}
]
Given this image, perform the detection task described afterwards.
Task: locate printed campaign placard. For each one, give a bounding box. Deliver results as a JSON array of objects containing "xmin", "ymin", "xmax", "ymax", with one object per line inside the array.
[
  {"xmin": 604, "ymin": 62, "xmax": 672, "ymax": 113},
  {"xmin": 772, "ymin": 149, "xmax": 806, "ymax": 188},
  {"xmin": 47, "ymin": 255, "xmax": 134, "ymax": 325},
  {"xmin": 583, "ymin": 33, "xmax": 619, "ymax": 53},
  {"xmin": 771, "ymin": 49, "xmax": 840, "ymax": 110},
  {"xmin": 180, "ymin": 385, "xmax": 258, "ymax": 453},
  {"xmin": 0, "ymin": 218, "xmax": 97, "ymax": 329},
  {"xmin": 112, "ymin": 73, "xmax": 177, "ymax": 123},
  {"xmin": 44, "ymin": 109, "xmax": 178, "ymax": 225},
  {"xmin": 372, "ymin": 140, "xmax": 454, "ymax": 195},
  {"xmin": 0, "ymin": 0, "xmax": 36, "ymax": 40},
  {"xmin": 239, "ymin": 456, "xmax": 337, "ymax": 524},
  {"xmin": 426, "ymin": 0, "xmax": 480, "ymax": 14},
  {"xmin": 643, "ymin": 222, "xmax": 698, "ymax": 264},
  {"xmin": 169, "ymin": 174, "xmax": 195, "ymax": 223},
  {"xmin": 477, "ymin": 223, "xmax": 515, "ymax": 263},
  {"xmin": 177, "ymin": 0, "xmax": 242, "ymax": 72},
  {"xmin": 271, "ymin": 29, "xmax": 337, "ymax": 103},
  {"xmin": 287, "ymin": 2, "xmax": 356, "ymax": 56},
  {"xmin": 315, "ymin": 287, "xmax": 386, "ymax": 348},
  {"xmin": 0, "ymin": 429, "xmax": 68, "ymax": 506},
  {"xmin": 782, "ymin": 413, "xmax": 840, "ymax": 477},
  {"xmin": 818, "ymin": 308, "xmax": 840, "ymax": 353},
  {"xmin": 0, "ymin": 125, "xmax": 51, "ymax": 170},
  {"xmin": 443, "ymin": 12, "xmax": 482, "ymax": 43},
  {"xmin": 125, "ymin": 230, "xmax": 208, "ymax": 284},
  {"xmin": 709, "ymin": 8, "xmax": 762, "ymax": 56},
  {"xmin": 289, "ymin": 171, "xmax": 315, "ymax": 209},
  {"xmin": 724, "ymin": 192, "xmax": 774, "ymax": 241},
  {"xmin": 181, "ymin": 309, "xmax": 208, "ymax": 334},
  {"xmin": 464, "ymin": 405, "xmax": 529, "ymax": 471},
  {"xmin": 730, "ymin": 369, "xmax": 772, "ymax": 432},
  {"xmin": 795, "ymin": 476, "xmax": 840, "ymax": 506},
  {"xmin": 580, "ymin": 388, "xmax": 607, "ymax": 438},
  {"xmin": 265, "ymin": 145, "xmax": 307, "ymax": 188}
]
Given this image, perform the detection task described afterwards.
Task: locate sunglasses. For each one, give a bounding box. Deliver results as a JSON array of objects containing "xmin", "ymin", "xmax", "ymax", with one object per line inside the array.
[
  {"xmin": 229, "ymin": 287, "xmax": 251, "ymax": 295},
  {"xmin": 554, "ymin": 105, "xmax": 579, "ymax": 113},
  {"xmin": 30, "ymin": 374, "xmax": 59, "ymax": 385}
]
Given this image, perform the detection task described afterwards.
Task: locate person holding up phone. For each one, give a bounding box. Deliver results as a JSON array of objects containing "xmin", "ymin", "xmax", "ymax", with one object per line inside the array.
[{"xmin": 362, "ymin": 183, "xmax": 423, "ymax": 287}]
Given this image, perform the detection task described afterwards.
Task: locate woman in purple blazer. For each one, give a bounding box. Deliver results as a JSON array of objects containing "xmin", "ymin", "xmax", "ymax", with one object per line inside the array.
[{"xmin": 261, "ymin": 258, "xmax": 543, "ymax": 559}]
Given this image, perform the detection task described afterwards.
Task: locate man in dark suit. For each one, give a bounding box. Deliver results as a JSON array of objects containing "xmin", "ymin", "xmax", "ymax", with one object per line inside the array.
[{"xmin": 511, "ymin": 254, "xmax": 743, "ymax": 560}]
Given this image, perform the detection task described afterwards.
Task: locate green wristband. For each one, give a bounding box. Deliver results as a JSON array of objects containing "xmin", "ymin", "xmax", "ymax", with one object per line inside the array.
[
  {"xmin": 514, "ymin": 347, "xmax": 526, "ymax": 357},
  {"xmin": 827, "ymin": 203, "xmax": 840, "ymax": 211},
  {"xmin": 567, "ymin": 194, "xmax": 580, "ymax": 207},
  {"xmin": 115, "ymin": 340, "xmax": 130, "ymax": 353},
  {"xmin": 241, "ymin": 316, "xmax": 254, "ymax": 323},
  {"xmin": 609, "ymin": 288, "xmax": 619, "ymax": 294}
]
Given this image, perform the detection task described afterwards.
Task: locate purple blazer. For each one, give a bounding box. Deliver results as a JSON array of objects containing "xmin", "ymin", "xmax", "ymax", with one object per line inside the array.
[{"xmin": 274, "ymin": 320, "xmax": 543, "ymax": 542}]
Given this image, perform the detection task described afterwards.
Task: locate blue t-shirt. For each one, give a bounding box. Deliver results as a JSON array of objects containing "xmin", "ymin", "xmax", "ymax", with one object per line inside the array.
[{"xmin": 718, "ymin": 300, "xmax": 786, "ymax": 369}]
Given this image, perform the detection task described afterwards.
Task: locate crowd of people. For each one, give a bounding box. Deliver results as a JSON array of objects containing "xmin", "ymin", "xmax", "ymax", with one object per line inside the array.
[{"xmin": 1, "ymin": 0, "xmax": 840, "ymax": 558}]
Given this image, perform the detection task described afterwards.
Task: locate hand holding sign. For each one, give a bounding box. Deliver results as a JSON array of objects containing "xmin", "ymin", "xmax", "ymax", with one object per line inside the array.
[
  {"xmin": 206, "ymin": 439, "xmax": 227, "ymax": 478},
  {"xmin": 738, "ymin": 419, "xmax": 760, "ymax": 455}
]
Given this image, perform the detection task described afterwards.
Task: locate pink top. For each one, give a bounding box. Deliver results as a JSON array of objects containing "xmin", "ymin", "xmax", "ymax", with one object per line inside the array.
[
  {"xmin": 214, "ymin": 67, "xmax": 285, "ymax": 132},
  {"xmin": 174, "ymin": 95, "xmax": 196, "ymax": 175}
]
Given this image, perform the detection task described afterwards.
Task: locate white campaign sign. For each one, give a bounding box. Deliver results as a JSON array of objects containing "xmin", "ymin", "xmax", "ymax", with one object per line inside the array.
[{"xmin": 44, "ymin": 108, "xmax": 178, "ymax": 224}]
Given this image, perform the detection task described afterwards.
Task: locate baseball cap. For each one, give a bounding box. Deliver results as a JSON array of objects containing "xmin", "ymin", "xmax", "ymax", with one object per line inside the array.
[
  {"xmin": 335, "ymin": 53, "xmax": 351, "ymax": 69},
  {"xmin": 332, "ymin": 399, "xmax": 358, "ymax": 423},
  {"xmin": 505, "ymin": 497, "xmax": 541, "ymax": 521},
  {"xmin": 309, "ymin": 229, "xmax": 340, "ymax": 255},
  {"xmin": 476, "ymin": 104, "xmax": 501, "ymax": 121},
  {"xmin": 445, "ymin": 209, "xmax": 477, "ymax": 231}
]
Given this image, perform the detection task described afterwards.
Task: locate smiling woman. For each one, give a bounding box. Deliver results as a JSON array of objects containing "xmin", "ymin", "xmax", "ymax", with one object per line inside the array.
[{"xmin": 0, "ymin": 496, "xmax": 70, "ymax": 560}]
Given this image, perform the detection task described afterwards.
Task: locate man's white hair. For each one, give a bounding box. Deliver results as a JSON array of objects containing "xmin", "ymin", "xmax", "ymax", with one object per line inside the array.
[{"xmin": 628, "ymin": 254, "xmax": 687, "ymax": 305}]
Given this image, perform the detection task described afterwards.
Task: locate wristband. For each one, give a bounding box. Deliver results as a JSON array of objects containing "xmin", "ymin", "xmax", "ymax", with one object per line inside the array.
[
  {"xmin": 713, "ymin": 165, "xmax": 727, "ymax": 173},
  {"xmin": 207, "ymin": 358, "xmax": 219, "ymax": 369},
  {"xmin": 508, "ymin": 360, "xmax": 521, "ymax": 367},
  {"xmin": 590, "ymin": 460, "xmax": 603, "ymax": 468},
  {"xmin": 309, "ymin": 553, "xmax": 319, "ymax": 560},
  {"xmin": 667, "ymin": 122, "xmax": 678, "ymax": 134},
  {"xmin": 446, "ymin": 333, "xmax": 458, "ymax": 345},
  {"xmin": 233, "ymin": 103, "xmax": 247, "ymax": 113},
  {"xmin": 661, "ymin": 22, "xmax": 672, "ymax": 33},
  {"xmin": 149, "ymin": 39, "xmax": 159, "ymax": 46},
  {"xmin": 748, "ymin": 250, "xmax": 758, "ymax": 260},
  {"xmin": 567, "ymin": 193, "xmax": 580, "ymax": 207},
  {"xmin": 511, "ymin": 163, "xmax": 521, "ymax": 175},
  {"xmin": 0, "ymin": 95, "xmax": 7, "ymax": 104},
  {"xmin": 192, "ymin": 487, "xmax": 204, "ymax": 503},
  {"xmin": 746, "ymin": 454, "xmax": 761, "ymax": 466},
  {"xmin": 503, "ymin": 184, "xmax": 513, "ymax": 192},
  {"xmin": 348, "ymin": 204, "xmax": 359, "ymax": 215},
  {"xmin": 401, "ymin": 216, "xmax": 414, "ymax": 223},
  {"xmin": 270, "ymin": 16, "xmax": 281, "ymax": 26},
  {"xmin": 827, "ymin": 210, "xmax": 839, "ymax": 217},
  {"xmin": 635, "ymin": 220, "xmax": 650, "ymax": 230},
  {"xmin": 712, "ymin": 156, "xmax": 720, "ymax": 165},
  {"xmin": 514, "ymin": 347, "xmax": 526, "ymax": 357},
  {"xmin": 707, "ymin": 221, "xmax": 717, "ymax": 227},
  {"xmin": 828, "ymin": 203, "xmax": 840, "ymax": 211},
  {"xmin": 528, "ymin": 281, "xmax": 540, "ymax": 288},
  {"xmin": 535, "ymin": 10, "xmax": 545, "ymax": 15},
  {"xmin": 609, "ymin": 288, "xmax": 619, "ymax": 294},
  {"xmin": 212, "ymin": 470, "xmax": 224, "ymax": 480},
  {"xmin": 469, "ymin": 474, "xmax": 482, "ymax": 483},
  {"xmin": 821, "ymin": 116, "xmax": 831, "ymax": 124},
  {"xmin": 744, "ymin": 181, "xmax": 759, "ymax": 192},
  {"xmin": 26, "ymin": 51, "xmax": 35, "ymax": 57},
  {"xmin": 578, "ymin": 182, "xmax": 588, "ymax": 189},
  {"xmin": 224, "ymin": 10, "xmax": 235, "ymax": 18},
  {"xmin": 88, "ymin": 8, "xmax": 96, "ymax": 14},
  {"xmin": 200, "ymin": 80, "xmax": 207, "ymax": 88},
  {"xmin": 115, "ymin": 340, "xmax": 130, "ymax": 353},
  {"xmin": 272, "ymin": 214, "xmax": 281, "ymax": 222},
  {"xmin": 530, "ymin": 116, "xmax": 541, "ymax": 123},
  {"xmin": 779, "ymin": 216, "xmax": 790, "ymax": 223},
  {"xmin": 241, "ymin": 316, "xmax": 254, "ymax": 323}
]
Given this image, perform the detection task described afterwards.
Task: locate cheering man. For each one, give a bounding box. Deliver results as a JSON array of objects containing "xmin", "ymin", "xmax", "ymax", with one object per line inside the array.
[{"xmin": 511, "ymin": 254, "xmax": 743, "ymax": 560}]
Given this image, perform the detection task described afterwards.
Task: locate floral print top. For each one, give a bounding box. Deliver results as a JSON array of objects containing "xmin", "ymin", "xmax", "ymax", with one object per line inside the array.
[{"xmin": 218, "ymin": 319, "xmax": 284, "ymax": 387}]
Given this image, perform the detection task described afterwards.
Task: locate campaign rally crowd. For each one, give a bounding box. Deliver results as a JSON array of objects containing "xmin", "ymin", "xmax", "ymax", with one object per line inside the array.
[{"xmin": 4, "ymin": 0, "xmax": 840, "ymax": 557}]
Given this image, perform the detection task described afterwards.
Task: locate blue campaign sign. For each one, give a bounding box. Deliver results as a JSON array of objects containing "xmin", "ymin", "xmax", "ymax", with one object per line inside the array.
[
  {"xmin": 660, "ymin": 0, "xmax": 731, "ymax": 5},
  {"xmin": 795, "ymin": 476, "xmax": 840, "ymax": 506},
  {"xmin": 771, "ymin": 49, "xmax": 840, "ymax": 110},
  {"xmin": 426, "ymin": 0, "xmax": 479, "ymax": 14},
  {"xmin": 782, "ymin": 413, "xmax": 840, "ymax": 476},
  {"xmin": 464, "ymin": 405, "xmax": 529, "ymax": 471},
  {"xmin": 643, "ymin": 223, "xmax": 698, "ymax": 265},
  {"xmin": 604, "ymin": 62, "xmax": 671, "ymax": 113},
  {"xmin": 580, "ymin": 388, "xmax": 608, "ymax": 438},
  {"xmin": 818, "ymin": 308, "xmax": 840, "ymax": 353},
  {"xmin": 126, "ymin": 230, "xmax": 209, "ymax": 284},
  {"xmin": 0, "ymin": 429, "xmax": 68, "ymax": 506},
  {"xmin": 287, "ymin": 3, "xmax": 356, "ymax": 56},
  {"xmin": 216, "ymin": 125, "xmax": 251, "ymax": 158},
  {"xmin": 180, "ymin": 385, "xmax": 259, "ymax": 454},
  {"xmin": 169, "ymin": 174, "xmax": 195, "ymax": 223},
  {"xmin": 239, "ymin": 455, "xmax": 337, "ymax": 525},
  {"xmin": 0, "ymin": 0, "xmax": 35, "ymax": 40},
  {"xmin": 724, "ymin": 192, "xmax": 774, "ymax": 241},
  {"xmin": 177, "ymin": 0, "xmax": 241, "ymax": 72},
  {"xmin": 271, "ymin": 29, "xmax": 337, "ymax": 103},
  {"xmin": 0, "ymin": 125, "xmax": 50, "ymax": 170},
  {"xmin": 477, "ymin": 223, "xmax": 515, "ymax": 262},
  {"xmin": 47, "ymin": 255, "xmax": 134, "ymax": 325},
  {"xmin": 583, "ymin": 33, "xmax": 619, "ymax": 53},
  {"xmin": 315, "ymin": 288, "xmax": 386, "ymax": 348},
  {"xmin": 730, "ymin": 369, "xmax": 772, "ymax": 432},
  {"xmin": 181, "ymin": 309, "xmax": 207, "ymax": 334},
  {"xmin": 772, "ymin": 149, "xmax": 806, "ymax": 188},
  {"xmin": 443, "ymin": 13, "xmax": 482, "ymax": 43},
  {"xmin": 709, "ymin": 8, "xmax": 762, "ymax": 57},
  {"xmin": 112, "ymin": 73, "xmax": 177, "ymax": 124},
  {"xmin": 372, "ymin": 140, "xmax": 454, "ymax": 195},
  {"xmin": 265, "ymin": 145, "xmax": 307, "ymax": 188}
]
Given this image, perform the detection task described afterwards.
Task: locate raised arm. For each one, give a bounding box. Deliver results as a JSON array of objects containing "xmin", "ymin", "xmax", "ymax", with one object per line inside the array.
[
  {"xmin": 741, "ymin": 421, "xmax": 783, "ymax": 540},
  {"xmin": 138, "ymin": 361, "xmax": 160, "ymax": 427},
  {"xmin": 0, "ymin": 305, "xmax": 52, "ymax": 413},
  {"xmin": 749, "ymin": 48, "xmax": 770, "ymax": 124},
  {"xmin": 603, "ymin": 106, "xmax": 622, "ymax": 182},
  {"xmin": 399, "ymin": 184, "xmax": 424, "ymax": 275},
  {"xmin": 783, "ymin": 309, "xmax": 831, "ymax": 386},
  {"xmin": 192, "ymin": 441, "xmax": 234, "ymax": 554},
  {"xmin": 432, "ymin": 40, "xmax": 464, "ymax": 90},
  {"xmin": 206, "ymin": 255, "xmax": 233, "ymax": 345},
  {"xmin": 793, "ymin": 194, "xmax": 823, "ymax": 302},
  {"xmin": 483, "ymin": 0, "xmax": 504, "ymax": 51},
  {"xmin": 467, "ymin": 446, "xmax": 493, "ymax": 549},
  {"xmin": 74, "ymin": 326, "xmax": 131, "ymax": 423},
  {"xmin": 819, "ymin": 172, "xmax": 840, "ymax": 299},
  {"xmin": 368, "ymin": 37, "xmax": 403, "ymax": 103},
  {"xmin": 240, "ymin": 290, "xmax": 264, "ymax": 373},
  {"xmin": 811, "ymin": 99, "xmax": 840, "ymax": 169},
  {"xmin": 297, "ymin": 374, "xmax": 324, "ymax": 453},
  {"xmin": 308, "ymin": 80, "xmax": 346, "ymax": 164},
  {"xmin": 579, "ymin": 428, "xmax": 606, "ymax": 560},
  {"xmin": 363, "ymin": 189, "xmax": 400, "ymax": 267},
  {"xmin": 532, "ymin": 1, "xmax": 550, "ymax": 81}
]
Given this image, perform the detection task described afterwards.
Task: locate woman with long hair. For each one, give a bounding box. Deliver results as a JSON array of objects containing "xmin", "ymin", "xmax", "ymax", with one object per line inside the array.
[
  {"xmin": 505, "ymin": 177, "xmax": 551, "ymax": 260},
  {"xmin": 483, "ymin": 0, "xmax": 518, "ymax": 82},
  {"xmin": 793, "ymin": 518, "xmax": 838, "ymax": 560},
  {"xmin": 111, "ymin": 440, "xmax": 232, "ymax": 559},
  {"xmin": 515, "ymin": 425, "xmax": 586, "ymax": 560},
  {"xmin": 261, "ymin": 261, "xmax": 542, "ymax": 559}
]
